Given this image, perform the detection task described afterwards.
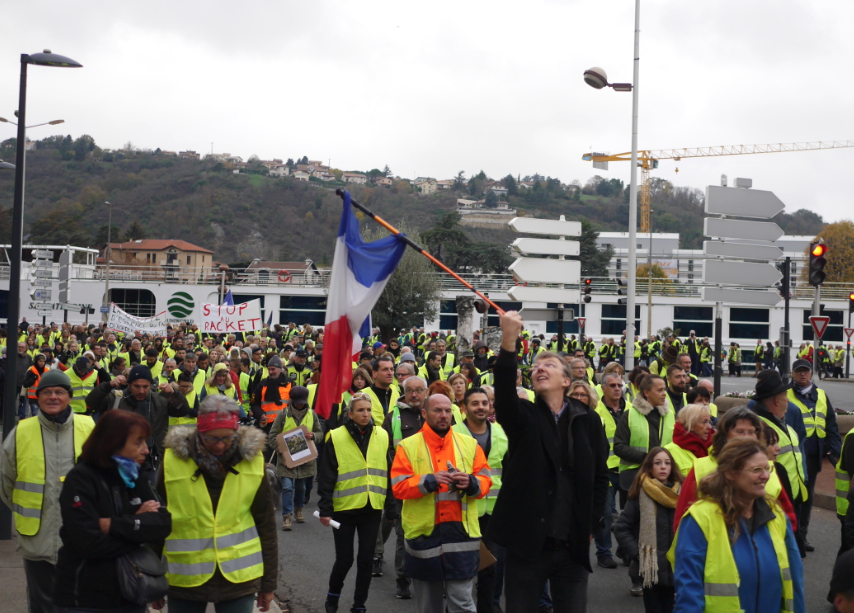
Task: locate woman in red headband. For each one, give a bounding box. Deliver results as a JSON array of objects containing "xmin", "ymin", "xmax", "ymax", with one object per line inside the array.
[{"xmin": 155, "ymin": 395, "xmax": 279, "ymax": 613}]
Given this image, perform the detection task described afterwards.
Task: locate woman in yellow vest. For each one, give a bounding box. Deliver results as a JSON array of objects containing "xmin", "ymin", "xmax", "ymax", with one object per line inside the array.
[
  {"xmin": 157, "ymin": 395, "xmax": 278, "ymax": 613},
  {"xmin": 671, "ymin": 437, "xmax": 804, "ymax": 613},
  {"xmin": 664, "ymin": 403, "xmax": 714, "ymax": 478},
  {"xmin": 200, "ymin": 363, "xmax": 240, "ymax": 407},
  {"xmin": 317, "ymin": 393, "xmax": 392, "ymax": 613},
  {"xmin": 54, "ymin": 410, "xmax": 171, "ymax": 612},
  {"xmin": 448, "ymin": 372, "xmax": 468, "ymax": 408}
]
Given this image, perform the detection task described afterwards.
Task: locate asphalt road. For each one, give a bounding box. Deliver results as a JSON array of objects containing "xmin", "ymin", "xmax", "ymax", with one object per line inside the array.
[{"xmin": 274, "ymin": 496, "xmax": 842, "ymax": 613}]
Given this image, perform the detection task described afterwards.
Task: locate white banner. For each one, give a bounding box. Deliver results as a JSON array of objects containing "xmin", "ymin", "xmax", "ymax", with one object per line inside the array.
[
  {"xmin": 107, "ymin": 304, "xmax": 168, "ymax": 336},
  {"xmin": 200, "ymin": 299, "xmax": 263, "ymax": 333}
]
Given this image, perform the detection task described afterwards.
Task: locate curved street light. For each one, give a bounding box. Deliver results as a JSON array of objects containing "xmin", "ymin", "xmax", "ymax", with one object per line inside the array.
[
  {"xmin": 1, "ymin": 50, "xmax": 82, "ymax": 541},
  {"xmin": 0, "ymin": 117, "xmax": 65, "ymax": 128}
]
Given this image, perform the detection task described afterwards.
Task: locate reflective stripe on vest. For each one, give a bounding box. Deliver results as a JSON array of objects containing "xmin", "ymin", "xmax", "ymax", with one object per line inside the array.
[
  {"xmin": 594, "ymin": 400, "xmax": 622, "ymax": 470},
  {"xmin": 836, "ymin": 429, "xmax": 854, "ymax": 516},
  {"xmin": 759, "ymin": 417, "xmax": 808, "ymax": 503},
  {"xmin": 261, "ymin": 383, "xmax": 291, "ymax": 420},
  {"xmin": 204, "ymin": 383, "xmax": 238, "ymax": 402},
  {"xmin": 27, "ymin": 366, "xmax": 42, "ymax": 400},
  {"xmin": 619, "ymin": 405, "xmax": 675, "ymax": 472},
  {"xmin": 66, "ymin": 368, "xmax": 98, "ymax": 414},
  {"xmin": 164, "ymin": 448, "xmax": 264, "ymax": 587},
  {"xmin": 398, "ymin": 430, "xmax": 481, "ymax": 541},
  {"xmin": 693, "ymin": 455, "xmax": 783, "ymax": 499},
  {"xmin": 13, "ymin": 415, "xmax": 94, "ymax": 535},
  {"xmin": 786, "ymin": 388, "xmax": 828, "ymax": 439},
  {"xmin": 330, "ymin": 426, "xmax": 389, "ymax": 512},
  {"xmin": 669, "ymin": 499, "xmax": 794, "ymax": 613},
  {"xmin": 451, "ymin": 421, "xmax": 507, "ymax": 516}
]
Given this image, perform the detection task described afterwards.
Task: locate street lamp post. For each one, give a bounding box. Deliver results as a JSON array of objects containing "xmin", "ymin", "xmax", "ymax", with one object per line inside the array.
[
  {"xmin": 584, "ymin": 0, "xmax": 641, "ymax": 375},
  {"xmin": 1, "ymin": 50, "xmax": 82, "ymax": 542},
  {"xmin": 103, "ymin": 201, "xmax": 112, "ymax": 322}
]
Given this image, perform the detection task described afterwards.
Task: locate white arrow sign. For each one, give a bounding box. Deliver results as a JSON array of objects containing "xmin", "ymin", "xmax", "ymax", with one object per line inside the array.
[
  {"xmin": 704, "ymin": 218, "xmax": 784, "ymax": 242},
  {"xmin": 32, "ymin": 302, "xmax": 53, "ymax": 310},
  {"xmin": 508, "ymin": 286, "xmax": 581, "ymax": 304},
  {"xmin": 30, "ymin": 289, "xmax": 52, "ymax": 301},
  {"xmin": 31, "ymin": 249, "xmax": 53, "ymax": 259},
  {"xmin": 511, "ymin": 238, "xmax": 580, "ymax": 257},
  {"xmin": 518, "ymin": 308, "xmax": 576, "ymax": 322},
  {"xmin": 703, "ymin": 241, "xmax": 782, "ymax": 261},
  {"xmin": 508, "ymin": 258, "xmax": 581, "ymax": 285},
  {"xmin": 703, "ymin": 259, "xmax": 782, "ymax": 286},
  {"xmin": 31, "ymin": 270, "xmax": 52, "ymax": 278},
  {"xmin": 509, "ymin": 217, "xmax": 582, "ymax": 236},
  {"xmin": 701, "ymin": 287, "xmax": 782, "ymax": 306},
  {"xmin": 32, "ymin": 260, "xmax": 52, "ymax": 268},
  {"xmin": 705, "ymin": 186, "xmax": 785, "ymax": 218},
  {"xmin": 30, "ymin": 279, "xmax": 52, "ymax": 287}
]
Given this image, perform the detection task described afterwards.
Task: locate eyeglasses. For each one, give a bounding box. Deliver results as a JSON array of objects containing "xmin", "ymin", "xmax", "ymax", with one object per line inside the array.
[
  {"xmin": 201, "ymin": 434, "xmax": 237, "ymax": 446},
  {"xmin": 396, "ymin": 372, "xmax": 410, "ymax": 377},
  {"xmin": 606, "ymin": 383, "xmax": 622, "ymax": 388},
  {"xmin": 570, "ymin": 393, "xmax": 589, "ymax": 400},
  {"xmin": 743, "ymin": 464, "xmax": 774, "ymax": 476},
  {"xmin": 407, "ymin": 388, "xmax": 427, "ymax": 395}
]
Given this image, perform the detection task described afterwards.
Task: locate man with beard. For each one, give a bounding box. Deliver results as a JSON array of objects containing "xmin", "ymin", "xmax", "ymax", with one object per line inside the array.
[
  {"xmin": 143, "ymin": 347, "xmax": 163, "ymax": 380},
  {"xmin": 473, "ymin": 341, "xmax": 491, "ymax": 373},
  {"xmin": 419, "ymin": 351, "xmax": 444, "ymax": 385},
  {"xmin": 252, "ymin": 354, "xmax": 292, "ymax": 429},
  {"xmin": 435, "ymin": 339, "xmax": 455, "ymax": 379},
  {"xmin": 665, "ymin": 364, "xmax": 689, "ymax": 415}
]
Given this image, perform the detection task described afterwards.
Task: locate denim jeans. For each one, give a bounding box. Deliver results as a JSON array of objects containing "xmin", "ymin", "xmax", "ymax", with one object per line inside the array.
[
  {"xmin": 282, "ymin": 476, "xmax": 308, "ymax": 516},
  {"xmin": 594, "ymin": 471, "xmax": 620, "ymax": 557},
  {"xmin": 701, "ymin": 363, "xmax": 712, "ymax": 377},
  {"xmin": 19, "ymin": 400, "xmax": 39, "ymax": 420},
  {"xmin": 167, "ymin": 595, "xmax": 256, "ymax": 613}
]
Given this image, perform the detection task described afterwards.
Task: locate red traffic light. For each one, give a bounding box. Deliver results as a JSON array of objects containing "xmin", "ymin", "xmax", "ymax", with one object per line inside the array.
[
  {"xmin": 812, "ymin": 243, "xmax": 828, "ymax": 257},
  {"xmin": 849, "ymin": 293, "xmax": 854, "ymax": 301},
  {"xmin": 584, "ymin": 278, "xmax": 592, "ymax": 285}
]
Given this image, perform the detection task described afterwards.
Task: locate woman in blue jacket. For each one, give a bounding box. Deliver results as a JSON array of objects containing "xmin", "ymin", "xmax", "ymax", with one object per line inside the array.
[{"xmin": 671, "ymin": 438, "xmax": 805, "ymax": 613}]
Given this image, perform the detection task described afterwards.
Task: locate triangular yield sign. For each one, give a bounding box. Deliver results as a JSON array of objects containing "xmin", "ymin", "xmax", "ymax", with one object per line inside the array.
[
  {"xmin": 845, "ymin": 328, "xmax": 854, "ymax": 339},
  {"xmin": 810, "ymin": 316, "xmax": 831, "ymax": 339},
  {"xmin": 577, "ymin": 318, "xmax": 586, "ymax": 329}
]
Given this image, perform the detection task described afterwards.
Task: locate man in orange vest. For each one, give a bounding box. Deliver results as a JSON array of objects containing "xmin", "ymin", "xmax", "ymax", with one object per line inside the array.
[{"xmin": 252, "ymin": 355, "xmax": 292, "ymax": 429}]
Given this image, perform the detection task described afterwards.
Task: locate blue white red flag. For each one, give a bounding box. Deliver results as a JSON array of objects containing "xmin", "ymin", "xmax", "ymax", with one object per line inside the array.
[
  {"xmin": 314, "ymin": 191, "xmax": 407, "ymax": 418},
  {"xmin": 222, "ymin": 290, "xmax": 235, "ymax": 306}
]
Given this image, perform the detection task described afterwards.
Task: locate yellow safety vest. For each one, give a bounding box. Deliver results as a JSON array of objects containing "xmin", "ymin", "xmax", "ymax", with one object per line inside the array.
[
  {"xmin": 238, "ymin": 372, "xmax": 251, "ymax": 412},
  {"xmin": 204, "ymin": 383, "xmax": 238, "ymax": 403},
  {"xmin": 836, "ymin": 429, "xmax": 854, "ymax": 516},
  {"xmin": 619, "ymin": 405, "xmax": 675, "ymax": 472},
  {"xmin": 66, "ymin": 368, "xmax": 98, "ymax": 414},
  {"xmin": 666, "ymin": 392, "xmax": 688, "ymax": 415},
  {"xmin": 169, "ymin": 390, "xmax": 198, "ymax": 428},
  {"xmin": 440, "ymin": 354, "xmax": 456, "ymax": 377},
  {"xmin": 759, "ymin": 417, "xmax": 808, "ymax": 503},
  {"xmin": 664, "ymin": 442, "xmax": 697, "ymax": 477},
  {"xmin": 452, "ymin": 420, "xmax": 507, "ymax": 515},
  {"xmin": 398, "ymin": 430, "xmax": 482, "ymax": 540},
  {"xmin": 283, "ymin": 407, "xmax": 316, "ymax": 434},
  {"xmin": 786, "ymin": 388, "xmax": 828, "ymax": 439},
  {"xmin": 163, "ymin": 448, "xmax": 264, "ymax": 587},
  {"xmin": 13, "ymin": 415, "xmax": 95, "ymax": 535},
  {"xmin": 693, "ymin": 455, "xmax": 783, "ymax": 499},
  {"xmin": 669, "ymin": 499, "xmax": 794, "ymax": 613},
  {"xmin": 363, "ymin": 387, "xmax": 400, "ymax": 427},
  {"xmin": 709, "ymin": 402, "xmax": 719, "ymax": 419},
  {"xmin": 594, "ymin": 400, "xmax": 624, "ymax": 470},
  {"xmin": 330, "ymin": 426, "xmax": 389, "ymax": 512},
  {"xmin": 145, "ymin": 361, "xmax": 163, "ymax": 380}
]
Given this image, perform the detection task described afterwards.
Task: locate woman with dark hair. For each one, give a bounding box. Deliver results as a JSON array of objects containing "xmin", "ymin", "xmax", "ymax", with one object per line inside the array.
[
  {"xmin": 671, "ymin": 438, "xmax": 805, "ymax": 613},
  {"xmin": 673, "ymin": 407, "xmax": 797, "ymax": 534},
  {"xmin": 615, "ymin": 446, "xmax": 683, "ymax": 608},
  {"xmin": 54, "ymin": 410, "xmax": 172, "ymax": 612},
  {"xmin": 460, "ymin": 362, "xmax": 480, "ymax": 387},
  {"xmin": 110, "ymin": 356, "xmax": 128, "ymax": 379},
  {"xmin": 626, "ymin": 365, "xmax": 651, "ymax": 403}
]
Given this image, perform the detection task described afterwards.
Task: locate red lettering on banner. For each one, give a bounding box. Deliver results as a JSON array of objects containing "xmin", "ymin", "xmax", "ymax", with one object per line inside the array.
[{"xmin": 203, "ymin": 305, "xmax": 211, "ymax": 316}]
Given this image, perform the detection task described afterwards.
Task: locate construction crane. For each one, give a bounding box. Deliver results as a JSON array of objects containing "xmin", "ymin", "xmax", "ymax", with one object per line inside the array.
[{"xmin": 582, "ymin": 141, "xmax": 854, "ymax": 232}]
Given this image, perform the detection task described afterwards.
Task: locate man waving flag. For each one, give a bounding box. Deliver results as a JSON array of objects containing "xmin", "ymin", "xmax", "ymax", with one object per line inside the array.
[{"xmin": 315, "ymin": 191, "xmax": 407, "ymax": 418}]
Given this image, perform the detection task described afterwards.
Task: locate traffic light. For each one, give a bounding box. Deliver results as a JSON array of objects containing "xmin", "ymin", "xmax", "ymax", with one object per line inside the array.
[
  {"xmin": 473, "ymin": 298, "xmax": 488, "ymax": 314},
  {"xmin": 809, "ymin": 241, "xmax": 828, "ymax": 286},
  {"xmin": 583, "ymin": 278, "xmax": 592, "ymax": 303},
  {"xmin": 849, "ymin": 292, "xmax": 854, "ymax": 314},
  {"xmin": 775, "ymin": 260, "xmax": 790, "ymax": 299},
  {"xmin": 617, "ymin": 278, "xmax": 628, "ymax": 305}
]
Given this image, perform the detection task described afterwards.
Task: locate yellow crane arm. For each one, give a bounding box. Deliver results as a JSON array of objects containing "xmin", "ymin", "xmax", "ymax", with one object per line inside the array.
[{"xmin": 583, "ymin": 140, "xmax": 854, "ymax": 163}]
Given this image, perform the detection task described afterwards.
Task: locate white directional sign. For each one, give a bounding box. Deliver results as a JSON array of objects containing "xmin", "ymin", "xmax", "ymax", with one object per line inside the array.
[
  {"xmin": 32, "ymin": 260, "xmax": 52, "ymax": 268},
  {"xmin": 703, "ymin": 259, "xmax": 783, "ymax": 286},
  {"xmin": 37, "ymin": 310, "xmax": 52, "ymax": 316},
  {"xmin": 32, "ymin": 302, "xmax": 53, "ymax": 310},
  {"xmin": 705, "ymin": 186, "xmax": 785, "ymax": 218},
  {"xmin": 32, "ymin": 269, "xmax": 52, "ymax": 278},
  {"xmin": 508, "ymin": 258, "xmax": 581, "ymax": 285},
  {"xmin": 519, "ymin": 308, "xmax": 576, "ymax": 322},
  {"xmin": 31, "ymin": 249, "xmax": 53, "ymax": 259},
  {"xmin": 703, "ymin": 241, "xmax": 782, "ymax": 261},
  {"xmin": 30, "ymin": 279, "xmax": 52, "ymax": 287},
  {"xmin": 704, "ymin": 218, "xmax": 784, "ymax": 242},
  {"xmin": 508, "ymin": 286, "xmax": 580, "ymax": 303},
  {"xmin": 701, "ymin": 287, "xmax": 781, "ymax": 306},
  {"xmin": 30, "ymin": 289, "xmax": 52, "ymax": 301},
  {"xmin": 511, "ymin": 238, "xmax": 580, "ymax": 257},
  {"xmin": 509, "ymin": 217, "xmax": 582, "ymax": 236}
]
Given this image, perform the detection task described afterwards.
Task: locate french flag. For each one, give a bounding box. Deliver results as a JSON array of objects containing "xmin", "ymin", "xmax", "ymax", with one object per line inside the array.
[{"xmin": 314, "ymin": 191, "xmax": 407, "ymax": 419}]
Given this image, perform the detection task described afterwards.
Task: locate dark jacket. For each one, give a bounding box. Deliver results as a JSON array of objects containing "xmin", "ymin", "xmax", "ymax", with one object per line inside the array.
[
  {"xmin": 486, "ymin": 348, "xmax": 609, "ymax": 568},
  {"xmin": 614, "ymin": 493, "xmax": 677, "ymax": 586},
  {"xmin": 85, "ymin": 383, "xmax": 189, "ymax": 469},
  {"xmin": 157, "ymin": 426, "xmax": 278, "ymax": 602},
  {"xmin": 15, "ymin": 351, "xmax": 33, "ymax": 388},
  {"xmin": 788, "ymin": 383, "xmax": 842, "ymax": 464},
  {"xmin": 381, "ymin": 400, "xmax": 425, "ymax": 456},
  {"xmin": 317, "ymin": 420, "xmax": 395, "ymax": 519},
  {"xmin": 54, "ymin": 462, "xmax": 172, "ymax": 609}
]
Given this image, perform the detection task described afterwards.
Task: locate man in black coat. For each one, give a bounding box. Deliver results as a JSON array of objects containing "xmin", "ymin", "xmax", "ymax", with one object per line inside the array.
[{"xmin": 487, "ymin": 311, "xmax": 610, "ymax": 613}]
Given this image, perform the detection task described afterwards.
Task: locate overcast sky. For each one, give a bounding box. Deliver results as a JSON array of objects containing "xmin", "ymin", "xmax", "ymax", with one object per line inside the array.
[{"xmin": 2, "ymin": 0, "xmax": 853, "ymax": 224}]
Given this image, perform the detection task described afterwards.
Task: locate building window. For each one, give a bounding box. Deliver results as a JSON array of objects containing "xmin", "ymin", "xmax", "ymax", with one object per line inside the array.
[
  {"xmin": 187, "ymin": 255, "xmax": 191, "ymax": 265},
  {"xmin": 110, "ymin": 288, "xmax": 156, "ymax": 317},
  {"xmin": 688, "ymin": 260, "xmax": 694, "ymax": 272},
  {"xmin": 616, "ymin": 259, "xmax": 622, "ymax": 271},
  {"xmin": 802, "ymin": 308, "xmax": 843, "ymax": 342},
  {"xmin": 674, "ymin": 306, "xmax": 713, "ymax": 338},
  {"xmin": 280, "ymin": 295, "xmax": 326, "ymax": 327},
  {"xmin": 601, "ymin": 304, "xmax": 640, "ymax": 336},
  {"xmin": 729, "ymin": 308, "xmax": 770, "ymax": 340}
]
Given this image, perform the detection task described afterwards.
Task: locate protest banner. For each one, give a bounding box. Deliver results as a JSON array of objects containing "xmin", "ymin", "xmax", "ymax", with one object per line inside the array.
[
  {"xmin": 200, "ymin": 299, "xmax": 263, "ymax": 333},
  {"xmin": 107, "ymin": 304, "xmax": 168, "ymax": 336}
]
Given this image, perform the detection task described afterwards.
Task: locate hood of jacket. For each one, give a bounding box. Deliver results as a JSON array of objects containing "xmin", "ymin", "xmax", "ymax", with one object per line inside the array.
[
  {"xmin": 631, "ymin": 395, "xmax": 670, "ymax": 418},
  {"xmin": 164, "ymin": 424, "xmax": 266, "ymax": 462}
]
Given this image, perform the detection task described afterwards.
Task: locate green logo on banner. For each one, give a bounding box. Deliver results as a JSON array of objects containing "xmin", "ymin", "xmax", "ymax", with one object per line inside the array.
[{"xmin": 167, "ymin": 291, "xmax": 194, "ymax": 318}]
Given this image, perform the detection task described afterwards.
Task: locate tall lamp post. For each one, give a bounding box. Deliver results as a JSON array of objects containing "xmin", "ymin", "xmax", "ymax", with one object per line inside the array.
[
  {"xmin": 584, "ymin": 0, "xmax": 641, "ymax": 375},
  {"xmin": 103, "ymin": 201, "xmax": 112, "ymax": 322},
  {"xmin": 1, "ymin": 50, "xmax": 82, "ymax": 541}
]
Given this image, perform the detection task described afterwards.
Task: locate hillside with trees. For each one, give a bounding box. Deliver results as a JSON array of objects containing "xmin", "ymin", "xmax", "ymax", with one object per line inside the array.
[{"xmin": 0, "ymin": 135, "xmax": 827, "ymax": 269}]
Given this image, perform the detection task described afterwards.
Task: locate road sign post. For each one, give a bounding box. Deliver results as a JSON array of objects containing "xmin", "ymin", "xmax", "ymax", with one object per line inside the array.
[{"xmin": 846, "ymin": 321, "xmax": 854, "ymax": 379}]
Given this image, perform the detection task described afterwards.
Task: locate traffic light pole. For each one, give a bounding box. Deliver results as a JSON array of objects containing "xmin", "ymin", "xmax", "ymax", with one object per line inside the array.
[
  {"xmin": 781, "ymin": 257, "xmax": 791, "ymax": 385},
  {"xmin": 847, "ymin": 311, "xmax": 851, "ymax": 379},
  {"xmin": 812, "ymin": 285, "xmax": 820, "ymax": 381}
]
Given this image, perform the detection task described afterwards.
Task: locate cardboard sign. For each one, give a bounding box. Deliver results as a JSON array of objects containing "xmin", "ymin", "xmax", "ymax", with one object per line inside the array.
[
  {"xmin": 107, "ymin": 303, "xmax": 168, "ymax": 336},
  {"xmin": 201, "ymin": 299, "xmax": 263, "ymax": 333},
  {"xmin": 276, "ymin": 425, "xmax": 318, "ymax": 468}
]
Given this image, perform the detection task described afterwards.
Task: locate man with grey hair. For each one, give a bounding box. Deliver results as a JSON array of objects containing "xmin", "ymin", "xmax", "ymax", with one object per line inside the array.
[
  {"xmin": 395, "ymin": 361, "xmax": 416, "ymax": 395},
  {"xmin": 570, "ymin": 358, "xmax": 590, "ymax": 383},
  {"xmin": 381, "ymin": 375, "xmax": 428, "ymax": 600}
]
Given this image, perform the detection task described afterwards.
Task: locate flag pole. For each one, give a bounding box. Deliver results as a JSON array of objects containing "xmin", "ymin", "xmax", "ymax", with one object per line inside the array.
[{"xmin": 336, "ymin": 189, "xmax": 505, "ymax": 315}]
